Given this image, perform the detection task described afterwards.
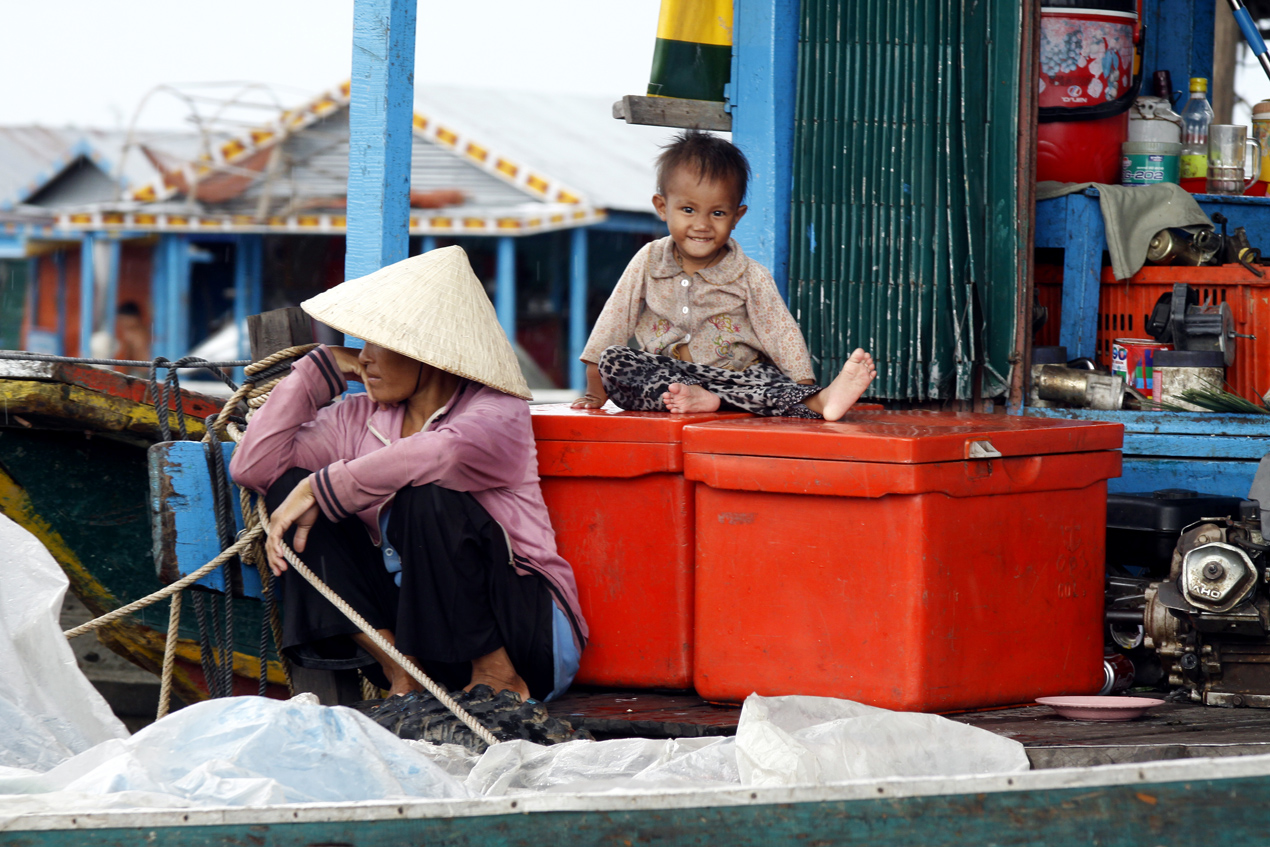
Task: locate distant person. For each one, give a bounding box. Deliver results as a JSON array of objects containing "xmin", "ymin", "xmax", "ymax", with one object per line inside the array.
[
  {"xmin": 114, "ymin": 302, "xmax": 151, "ymax": 376},
  {"xmin": 573, "ymin": 130, "xmax": 876, "ymax": 419}
]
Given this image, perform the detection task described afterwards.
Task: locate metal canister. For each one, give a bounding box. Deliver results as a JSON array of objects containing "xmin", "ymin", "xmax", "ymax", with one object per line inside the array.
[
  {"xmin": 1151, "ymin": 349, "xmax": 1225, "ymax": 410},
  {"xmin": 1099, "ymin": 653, "xmax": 1136, "ymax": 695},
  {"xmin": 1028, "ymin": 346, "xmax": 1067, "ymax": 408},
  {"xmin": 1111, "ymin": 338, "xmax": 1171, "ymax": 393}
]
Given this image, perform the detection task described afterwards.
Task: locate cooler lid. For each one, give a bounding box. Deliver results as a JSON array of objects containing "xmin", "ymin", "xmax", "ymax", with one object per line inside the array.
[
  {"xmin": 530, "ymin": 403, "xmax": 750, "ymax": 444},
  {"xmin": 681, "ymin": 411, "xmax": 1124, "ymax": 464}
]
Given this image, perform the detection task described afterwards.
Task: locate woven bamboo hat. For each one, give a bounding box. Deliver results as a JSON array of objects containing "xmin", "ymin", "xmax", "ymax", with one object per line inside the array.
[{"xmin": 301, "ymin": 246, "xmax": 532, "ymax": 400}]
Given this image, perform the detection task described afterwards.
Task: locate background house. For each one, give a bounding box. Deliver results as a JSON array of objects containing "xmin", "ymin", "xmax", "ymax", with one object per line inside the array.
[{"xmin": 0, "ymin": 83, "xmax": 677, "ymax": 392}]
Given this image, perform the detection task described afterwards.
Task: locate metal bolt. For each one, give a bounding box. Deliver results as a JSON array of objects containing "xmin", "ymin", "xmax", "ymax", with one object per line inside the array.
[
  {"xmin": 1181, "ymin": 653, "xmax": 1199, "ymax": 670},
  {"xmin": 1203, "ymin": 562, "xmax": 1226, "ymax": 581}
]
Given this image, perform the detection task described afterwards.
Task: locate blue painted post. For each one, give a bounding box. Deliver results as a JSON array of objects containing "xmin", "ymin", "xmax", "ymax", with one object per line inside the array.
[
  {"xmin": 25, "ymin": 257, "xmax": 39, "ymax": 344},
  {"xmin": 344, "ymin": 0, "xmax": 417, "ymax": 353},
  {"xmin": 165, "ymin": 235, "xmax": 191, "ymax": 359},
  {"xmin": 569, "ymin": 227, "xmax": 589, "ymax": 391},
  {"xmin": 234, "ymin": 235, "xmax": 263, "ymax": 382},
  {"xmin": 103, "ymin": 238, "xmax": 121, "ymax": 359},
  {"xmin": 421, "ymin": 235, "xmax": 437, "ymax": 254},
  {"xmin": 1057, "ymin": 196, "xmax": 1104, "ymax": 361},
  {"xmin": 54, "ymin": 250, "xmax": 67, "ymax": 355},
  {"xmin": 79, "ymin": 234, "xmax": 96, "ymax": 358},
  {"xmin": 730, "ymin": 0, "xmax": 800, "ymax": 300},
  {"xmin": 1143, "ymin": 0, "xmax": 1215, "ymax": 87},
  {"xmin": 150, "ymin": 237, "xmax": 169, "ymax": 360},
  {"xmin": 1034, "ymin": 192, "xmax": 1105, "ymax": 362},
  {"xmin": 496, "ymin": 236, "xmax": 517, "ymax": 342}
]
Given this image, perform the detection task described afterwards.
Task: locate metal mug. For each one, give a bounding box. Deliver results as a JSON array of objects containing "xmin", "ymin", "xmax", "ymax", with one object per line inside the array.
[{"xmin": 1207, "ymin": 124, "xmax": 1262, "ymax": 194}]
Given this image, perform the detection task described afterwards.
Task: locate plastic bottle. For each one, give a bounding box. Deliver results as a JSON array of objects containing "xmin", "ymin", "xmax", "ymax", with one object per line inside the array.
[{"xmin": 1180, "ymin": 77, "xmax": 1214, "ymax": 192}]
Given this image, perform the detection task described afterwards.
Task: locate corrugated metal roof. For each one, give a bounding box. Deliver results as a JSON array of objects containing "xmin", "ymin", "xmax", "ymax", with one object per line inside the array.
[
  {"xmin": 0, "ymin": 126, "xmax": 206, "ymax": 210},
  {"xmin": 217, "ymin": 109, "xmax": 532, "ymax": 217},
  {"xmin": 416, "ymin": 86, "xmax": 683, "ymax": 213}
]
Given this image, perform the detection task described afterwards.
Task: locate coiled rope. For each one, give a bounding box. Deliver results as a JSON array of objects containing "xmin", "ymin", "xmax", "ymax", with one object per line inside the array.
[{"xmin": 62, "ymin": 345, "xmax": 501, "ymax": 746}]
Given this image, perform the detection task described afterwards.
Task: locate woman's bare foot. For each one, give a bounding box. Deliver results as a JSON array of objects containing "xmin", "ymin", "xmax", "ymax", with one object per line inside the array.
[
  {"xmin": 352, "ymin": 629, "xmax": 422, "ymax": 698},
  {"xmin": 662, "ymin": 382, "xmax": 721, "ymax": 414},
  {"xmin": 466, "ymin": 646, "xmax": 531, "ymax": 702},
  {"xmin": 805, "ymin": 349, "xmax": 877, "ymax": 421},
  {"xmin": 386, "ymin": 665, "xmax": 424, "ymax": 698}
]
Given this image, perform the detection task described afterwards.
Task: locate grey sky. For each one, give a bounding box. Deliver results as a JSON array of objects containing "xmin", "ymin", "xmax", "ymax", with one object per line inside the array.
[{"xmin": 0, "ymin": 1, "xmax": 663, "ymax": 130}]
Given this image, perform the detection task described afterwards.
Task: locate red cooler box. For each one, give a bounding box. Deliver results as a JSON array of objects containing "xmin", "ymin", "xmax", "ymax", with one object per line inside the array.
[
  {"xmin": 682, "ymin": 412, "xmax": 1123, "ymax": 711},
  {"xmin": 531, "ymin": 404, "xmax": 748, "ymax": 688}
]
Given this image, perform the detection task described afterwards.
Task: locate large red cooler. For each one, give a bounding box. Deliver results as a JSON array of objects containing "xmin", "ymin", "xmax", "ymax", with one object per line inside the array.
[
  {"xmin": 530, "ymin": 404, "xmax": 748, "ymax": 688},
  {"xmin": 682, "ymin": 412, "xmax": 1124, "ymax": 711}
]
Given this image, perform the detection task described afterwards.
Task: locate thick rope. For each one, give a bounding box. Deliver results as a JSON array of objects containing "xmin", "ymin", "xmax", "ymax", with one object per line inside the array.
[
  {"xmin": 63, "ymin": 528, "xmax": 263, "ymax": 639},
  {"xmin": 156, "ymin": 591, "xmax": 182, "ymax": 719},
  {"xmin": 255, "ymin": 498, "xmax": 500, "ymax": 749}
]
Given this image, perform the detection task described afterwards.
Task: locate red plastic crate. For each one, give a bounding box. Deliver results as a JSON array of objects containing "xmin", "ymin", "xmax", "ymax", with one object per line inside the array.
[
  {"xmin": 1034, "ymin": 264, "xmax": 1270, "ymax": 399},
  {"xmin": 530, "ymin": 404, "xmax": 751, "ymax": 688},
  {"xmin": 683, "ymin": 412, "xmax": 1124, "ymax": 711}
]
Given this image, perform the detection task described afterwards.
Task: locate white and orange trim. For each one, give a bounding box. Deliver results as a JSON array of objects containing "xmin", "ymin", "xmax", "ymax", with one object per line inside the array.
[{"xmin": 124, "ymin": 80, "xmax": 592, "ymax": 211}]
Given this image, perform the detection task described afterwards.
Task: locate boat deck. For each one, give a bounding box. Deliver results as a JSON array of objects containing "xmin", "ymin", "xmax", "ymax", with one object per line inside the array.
[{"xmin": 552, "ymin": 690, "xmax": 1270, "ymax": 769}]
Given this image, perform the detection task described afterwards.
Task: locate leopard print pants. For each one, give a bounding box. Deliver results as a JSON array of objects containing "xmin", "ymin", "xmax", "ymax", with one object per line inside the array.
[{"xmin": 597, "ymin": 346, "xmax": 822, "ymax": 418}]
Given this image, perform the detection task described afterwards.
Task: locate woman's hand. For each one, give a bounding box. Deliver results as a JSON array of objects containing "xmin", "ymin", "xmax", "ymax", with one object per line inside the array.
[
  {"xmin": 571, "ymin": 363, "xmax": 609, "ymax": 409},
  {"xmin": 265, "ymin": 476, "xmax": 320, "ymax": 576},
  {"xmin": 327, "ymin": 346, "xmax": 366, "ymax": 384}
]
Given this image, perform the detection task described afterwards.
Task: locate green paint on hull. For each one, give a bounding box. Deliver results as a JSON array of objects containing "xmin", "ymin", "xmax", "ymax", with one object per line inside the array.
[
  {"xmin": 1, "ymin": 773, "xmax": 1262, "ymax": 846},
  {"xmin": 0, "ymin": 428, "xmax": 273, "ymax": 662}
]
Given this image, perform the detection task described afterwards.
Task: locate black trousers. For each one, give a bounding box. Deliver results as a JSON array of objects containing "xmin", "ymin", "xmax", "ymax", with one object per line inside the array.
[{"xmin": 266, "ymin": 469, "xmax": 556, "ymax": 700}]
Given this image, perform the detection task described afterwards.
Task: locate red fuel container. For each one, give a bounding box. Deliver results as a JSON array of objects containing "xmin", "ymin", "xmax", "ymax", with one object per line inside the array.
[
  {"xmin": 531, "ymin": 404, "xmax": 748, "ymax": 688},
  {"xmin": 683, "ymin": 412, "xmax": 1124, "ymax": 711}
]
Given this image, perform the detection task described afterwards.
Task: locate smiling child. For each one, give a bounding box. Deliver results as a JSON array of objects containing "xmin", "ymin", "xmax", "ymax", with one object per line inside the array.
[{"xmin": 573, "ymin": 130, "xmax": 875, "ymax": 419}]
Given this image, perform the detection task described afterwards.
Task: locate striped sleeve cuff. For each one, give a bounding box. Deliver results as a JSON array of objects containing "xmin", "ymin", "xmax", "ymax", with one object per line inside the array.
[
  {"xmin": 305, "ymin": 347, "xmax": 347, "ymax": 399},
  {"xmin": 309, "ymin": 465, "xmax": 352, "ymax": 522}
]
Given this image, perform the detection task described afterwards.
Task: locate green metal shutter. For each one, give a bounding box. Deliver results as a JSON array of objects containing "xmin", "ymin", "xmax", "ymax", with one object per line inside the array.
[{"xmin": 790, "ymin": 0, "xmax": 1026, "ymax": 402}]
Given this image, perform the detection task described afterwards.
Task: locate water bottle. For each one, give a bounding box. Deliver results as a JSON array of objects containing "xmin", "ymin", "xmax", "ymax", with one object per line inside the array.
[{"xmin": 1180, "ymin": 77, "xmax": 1214, "ymax": 192}]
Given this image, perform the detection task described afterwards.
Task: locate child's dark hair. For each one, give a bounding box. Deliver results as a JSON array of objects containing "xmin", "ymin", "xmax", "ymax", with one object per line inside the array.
[{"xmin": 656, "ymin": 130, "xmax": 751, "ymax": 204}]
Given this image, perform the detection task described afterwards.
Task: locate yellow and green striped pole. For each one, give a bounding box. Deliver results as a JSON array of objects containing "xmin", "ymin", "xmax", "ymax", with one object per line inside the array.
[{"xmin": 647, "ymin": 0, "xmax": 733, "ymax": 101}]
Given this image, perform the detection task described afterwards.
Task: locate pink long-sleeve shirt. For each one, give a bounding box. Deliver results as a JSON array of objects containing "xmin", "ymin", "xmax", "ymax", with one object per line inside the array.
[{"xmin": 229, "ymin": 346, "xmax": 587, "ymax": 644}]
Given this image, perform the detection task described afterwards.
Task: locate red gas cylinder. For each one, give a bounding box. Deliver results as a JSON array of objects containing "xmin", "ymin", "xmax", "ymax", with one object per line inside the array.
[{"xmin": 1036, "ymin": 0, "xmax": 1142, "ymax": 184}]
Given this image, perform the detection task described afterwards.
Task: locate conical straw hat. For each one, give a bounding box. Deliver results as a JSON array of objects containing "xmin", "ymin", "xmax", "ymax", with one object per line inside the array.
[{"xmin": 301, "ymin": 246, "xmax": 532, "ymax": 400}]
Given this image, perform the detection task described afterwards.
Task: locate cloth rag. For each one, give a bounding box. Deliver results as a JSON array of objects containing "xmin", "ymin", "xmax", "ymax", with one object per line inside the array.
[{"xmin": 1037, "ymin": 182, "xmax": 1212, "ymax": 280}]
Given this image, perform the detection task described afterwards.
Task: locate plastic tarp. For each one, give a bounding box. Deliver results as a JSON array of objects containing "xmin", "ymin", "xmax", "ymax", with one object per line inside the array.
[
  {"xmin": 0, "ymin": 513, "xmax": 127, "ymax": 772},
  {"xmin": 0, "ymin": 695, "xmax": 467, "ymax": 815},
  {"xmin": 407, "ymin": 694, "xmax": 1029, "ymax": 797},
  {"xmin": 0, "ymin": 509, "xmax": 1029, "ymax": 815}
]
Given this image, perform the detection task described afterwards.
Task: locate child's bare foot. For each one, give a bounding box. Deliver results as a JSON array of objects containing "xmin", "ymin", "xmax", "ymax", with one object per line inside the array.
[
  {"xmin": 809, "ymin": 349, "xmax": 877, "ymax": 421},
  {"xmin": 662, "ymin": 382, "xmax": 721, "ymax": 413}
]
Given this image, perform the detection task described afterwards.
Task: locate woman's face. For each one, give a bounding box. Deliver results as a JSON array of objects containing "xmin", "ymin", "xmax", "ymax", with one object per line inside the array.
[{"xmin": 358, "ymin": 343, "xmax": 425, "ymax": 404}]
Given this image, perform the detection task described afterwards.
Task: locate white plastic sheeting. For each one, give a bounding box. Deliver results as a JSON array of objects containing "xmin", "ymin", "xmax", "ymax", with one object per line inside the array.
[
  {"xmin": 0, "ymin": 508, "xmax": 1029, "ymax": 815},
  {"xmin": 405, "ymin": 694, "xmax": 1029, "ymax": 797},
  {"xmin": 0, "ymin": 513, "xmax": 126, "ymax": 772},
  {"xmin": 0, "ymin": 695, "xmax": 467, "ymax": 813}
]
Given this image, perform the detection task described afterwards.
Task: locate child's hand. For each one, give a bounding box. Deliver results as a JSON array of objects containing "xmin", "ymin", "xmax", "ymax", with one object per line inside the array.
[
  {"xmin": 571, "ymin": 363, "xmax": 608, "ymax": 409},
  {"xmin": 571, "ymin": 392, "xmax": 607, "ymax": 409}
]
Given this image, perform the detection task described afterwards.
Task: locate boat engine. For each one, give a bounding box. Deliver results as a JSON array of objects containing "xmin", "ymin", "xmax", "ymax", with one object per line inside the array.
[{"xmin": 1138, "ymin": 501, "xmax": 1270, "ymax": 706}]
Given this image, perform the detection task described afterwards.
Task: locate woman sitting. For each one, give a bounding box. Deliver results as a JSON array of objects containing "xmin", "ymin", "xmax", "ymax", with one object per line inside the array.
[{"xmin": 230, "ymin": 247, "xmax": 586, "ymax": 702}]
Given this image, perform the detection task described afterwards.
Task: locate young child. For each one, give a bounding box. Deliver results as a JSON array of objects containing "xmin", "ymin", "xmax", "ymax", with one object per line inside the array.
[{"xmin": 572, "ymin": 130, "xmax": 876, "ymax": 420}]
